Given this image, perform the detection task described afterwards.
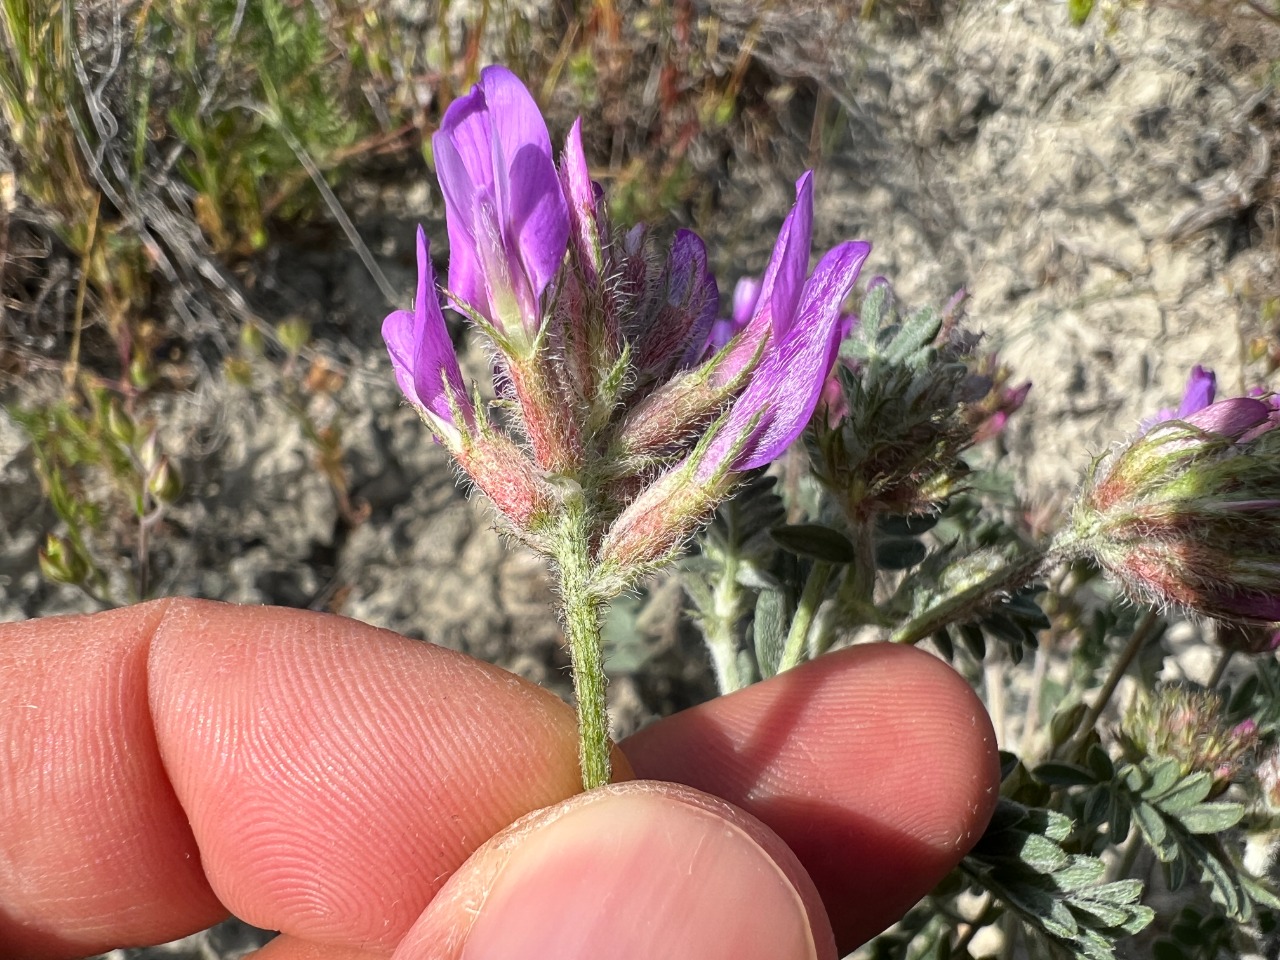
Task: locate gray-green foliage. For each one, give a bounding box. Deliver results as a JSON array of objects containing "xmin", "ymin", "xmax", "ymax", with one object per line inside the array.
[{"xmin": 685, "ymin": 282, "xmax": 1280, "ymax": 959}]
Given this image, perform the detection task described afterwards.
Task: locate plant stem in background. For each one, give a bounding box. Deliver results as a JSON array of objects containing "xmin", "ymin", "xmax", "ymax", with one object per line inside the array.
[
  {"xmin": 1061, "ymin": 607, "xmax": 1162, "ymax": 760},
  {"xmin": 554, "ymin": 496, "xmax": 612, "ymax": 790},
  {"xmin": 890, "ymin": 548, "xmax": 1049, "ymax": 646},
  {"xmin": 779, "ymin": 560, "xmax": 833, "ymax": 672},
  {"xmin": 1207, "ymin": 649, "xmax": 1234, "ymax": 689}
]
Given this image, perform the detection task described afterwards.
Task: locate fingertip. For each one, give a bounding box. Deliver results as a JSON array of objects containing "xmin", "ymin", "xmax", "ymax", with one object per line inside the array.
[
  {"xmin": 623, "ymin": 643, "xmax": 1000, "ymax": 949},
  {"xmin": 145, "ymin": 600, "xmax": 586, "ymax": 949},
  {"xmin": 394, "ymin": 782, "xmax": 835, "ymax": 960},
  {"xmin": 248, "ymin": 935, "xmax": 382, "ymax": 960},
  {"xmin": 0, "ymin": 600, "xmax": 226, "ymax": 957}
]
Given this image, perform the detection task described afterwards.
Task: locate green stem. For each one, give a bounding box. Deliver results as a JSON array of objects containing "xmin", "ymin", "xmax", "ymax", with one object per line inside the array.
[
  {"xmin": 813, "ymin": 519, "xmax": 878, "ymax": 651},
  {"xmin": 779, "ymin": 561, "xmax": 834, "ymax": 672},
  {"xmin": 706, "ymin": 551, "xmax": 752, "ymax": 693},
  {"xmin": 1061, "ymin": 607, "xmax": 1161, "ymax": 761},
  {"xmin": 890, "ymin": 548, "xmax": 1048, "ymax": 646},
  {"xmin": 555, "ymin": 498, "xmax": 612, "ymax": 791},
  {"xmin": 1207, "ymin": 649, "xmax": 1234, "ymax": 689}
]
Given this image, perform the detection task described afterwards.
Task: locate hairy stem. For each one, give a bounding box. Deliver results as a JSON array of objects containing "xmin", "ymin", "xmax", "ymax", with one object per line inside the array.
[
  {"xmin": 1062, "ymin": 607, "xmax": 1161, "ymax": 760},
  {"xmin": 705, "ymin": 552, "xmax": 752, "ymax": 693},
  {"xmin": 779, "ymin": 561, "xmax": 833, "ymax": 673},
  {"xmin": 814, "ymin": 519, "xmax": 878, "ymax": 651},
  {"xmin": 554, "ymin": 497, "xmax": 612, "ymax": 791},
  {"xmin": 891, "ymin": 548, "xmax": 1048, "ymax": 646}
]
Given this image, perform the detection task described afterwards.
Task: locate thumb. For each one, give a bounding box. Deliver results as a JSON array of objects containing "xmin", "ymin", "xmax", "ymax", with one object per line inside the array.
[{"xmin": 392, "ymin": 781, "xmax": 837, "ymax": 960}]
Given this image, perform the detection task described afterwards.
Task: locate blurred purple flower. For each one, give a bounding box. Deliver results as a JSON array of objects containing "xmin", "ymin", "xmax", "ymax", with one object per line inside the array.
[
  {"xmin": 1183, "ymin": 395, "xmax": 1279, "ymax": 442},
  {"xmin": 1143, "ymin": 365, "xmax": 1217, "ymax": 431},
  {"xmin": 381, "ymin": 226, "xmax": 473, "ymax": 444},
  {"xmin": 433, "ymin": 65, "xmax": 570, "ymax": 342},
  {"xmin": 705, "ymin": 276, "xmax": 762, "ymax": 354}
]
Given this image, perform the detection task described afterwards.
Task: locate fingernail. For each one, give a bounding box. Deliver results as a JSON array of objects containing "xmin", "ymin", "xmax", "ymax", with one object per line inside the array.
[{"xmin": 460, "ymin": 790, "xmax": 818, "ymax": 960}]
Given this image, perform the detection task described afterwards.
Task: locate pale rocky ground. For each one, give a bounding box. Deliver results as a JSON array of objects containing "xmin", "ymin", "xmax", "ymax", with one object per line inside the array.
[{"xmin": 0, "ymin": 1, "xmax": 1276, "ymax": 957}]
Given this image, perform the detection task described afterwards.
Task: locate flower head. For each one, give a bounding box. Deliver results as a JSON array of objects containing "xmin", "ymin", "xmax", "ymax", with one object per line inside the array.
[
  {"xmin": 1121, "ymin": 685, "xmax": 1258, "ymax": 797},
  {"xmin": 388, "ymin": 66, "xmax": 877, "ymax": 583},
  {"xmin": 1073, "ymin": 394, "xmax": 1280, "ymax": 623},
  {"xmin": 434, "ymin": 66, "xmax": 570, "ymax": 348}
]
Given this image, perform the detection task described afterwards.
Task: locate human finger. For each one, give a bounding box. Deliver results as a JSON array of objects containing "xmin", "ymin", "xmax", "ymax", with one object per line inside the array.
[
  {"xmin": 393, "ymin": 781, "xmax": 836, "ymax": 960},
  {"xmin": 623, "ymin": 642, "xmax": 1001, "ymax": 951},
  {"xmin": 0, "ymin": 599, "xmax": 603, "ymax": 957}
]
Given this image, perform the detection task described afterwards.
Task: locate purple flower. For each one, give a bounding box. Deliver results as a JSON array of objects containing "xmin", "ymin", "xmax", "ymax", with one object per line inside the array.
[
  {"xmin": 1143, "ymin": 365, "xmax": 1217, "ymax": 430},
  {"xmin": 704, "ymin": 239, "xmax": 871, "ymax": 472},
  {"xmin": 1177, "ymin": 365, "xmax": 1217, "ymax": 418},
  {"xmin": 705, "ymin": 277, "xmax": 762, "ymax": 354},
  {"xmin": 710, "ymin": 173, "xmax": 817, "ymax": 384},
  {"xmin": 433, "ymin": 66, "xmax": 570, "ymax": 345},
  {"xmin": 1184, "ymin": 395, "xmax": 1278, "ymax": 442},
  {"xmin": 382, "ymin": 226, "xmax": 473, "ymax": 444}
]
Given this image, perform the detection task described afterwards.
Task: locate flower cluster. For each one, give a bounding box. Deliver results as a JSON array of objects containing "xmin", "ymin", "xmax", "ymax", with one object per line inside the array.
[
  {"xmin": 383, "ymin": 66, "xmax": 871, "ymax": 581},
  {"xmin": 1120, "ymin": 685, "xmax": 1259, "ymax": 797},
  {"xmin": 1072, "ymin": 367, "xmax": 1280, "ymax": 624}
]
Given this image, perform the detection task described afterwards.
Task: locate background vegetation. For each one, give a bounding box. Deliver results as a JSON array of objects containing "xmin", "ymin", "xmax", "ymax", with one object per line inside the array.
[{"xmin": 7, "ymin": 1, "xmax": 1280, "ymax": 959}]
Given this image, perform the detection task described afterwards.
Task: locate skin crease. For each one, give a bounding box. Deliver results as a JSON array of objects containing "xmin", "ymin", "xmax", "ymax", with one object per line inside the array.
[{"xmin": 0, "ymin": 599, "xmax": 1000, "ymax": 960}]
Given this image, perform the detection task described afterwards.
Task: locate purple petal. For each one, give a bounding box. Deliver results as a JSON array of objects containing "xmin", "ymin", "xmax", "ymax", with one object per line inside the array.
[
  {"xmin": 678, "ymin": 268, "xmax": 721, "ymax": 369},
  {"xmin": 760, "ymin": 171, "xmax": 814, "ymax": 339},
  {"xmin": 635, "ymin": 230, "xmax": 719, "ymax": 374},
  {"xmin": 435, "ymin": 87, "xmax": 492, "ymax": 220},
  {"xmin": 432, "ymin": 66, "xmax": 567, "ymax": 332},
  {"xmin": 710, "ymin": 176, "xmax": 816, "ymax": 382},
  {"xmin": 560, "ymin": 118, "xmax": 602, "ymax": 278},
  {"xmin": 1185, "ymin": 397, "xmax": 1274, "ymax": 439},
  {"xmin": 382, "ymin": 227, "xmax": 472, "ymax": 436},
  {"xmin": 1176, "ymin": 365, "xmax": 1216, "ymax": 418},
  {"xmin": 1218, "ymin": 590, "xmax": 1280, "ymax": 622},
  {"xmin": 433, "ymin": 123, "xmax": 486, "ymax": 309},
  {"xmin": 731, "ymin": 276, "xmax": 762, "ymax": 329},
  {"xmin": 381, "ymin": 308, "xmax": 420, "ymax": 403},
  {"xmin": 822, "ymin": 310, "xmax": 860, "ymax": 381},
  {"xmin": 705, "ymin": 318, "xmax": 739, "ymax": 355},
  {"xmin": 704, "ymin": 239, "xmax": 870, "ymax": 474},
  {"xmin": 479, "ymin": 65, "xmax": 554, "ymax": 167},
  {"xmin": 508, "ymin": 143, "xmax": 568, "ymax": 302}
]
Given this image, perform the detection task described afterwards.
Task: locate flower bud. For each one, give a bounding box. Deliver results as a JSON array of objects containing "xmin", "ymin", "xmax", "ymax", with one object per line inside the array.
[
  {"xmin": 1071, "ymin": 397, "xmax": 1280, "ymax": 622},
  {"xmin": 39, "ymin": 533, "xmax": 89, "ymax": 585},
  {"xmin": 1120, "ymin": 685, "xmax": 1257, "ymax": 797},
  {"xmin": 597, "ymin": 457, "xmax": 737, "ymax": 574},
  {"xmin": 147, "ymin": 456, "xmax": 183, "ymax": 504},
  {"xmin": 455, "ymin": 431, "xmax": 559, "ymax": 537},
  {"xmin": 106, "ymin": 400, "xmax": 135, "ymax": 446}
]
